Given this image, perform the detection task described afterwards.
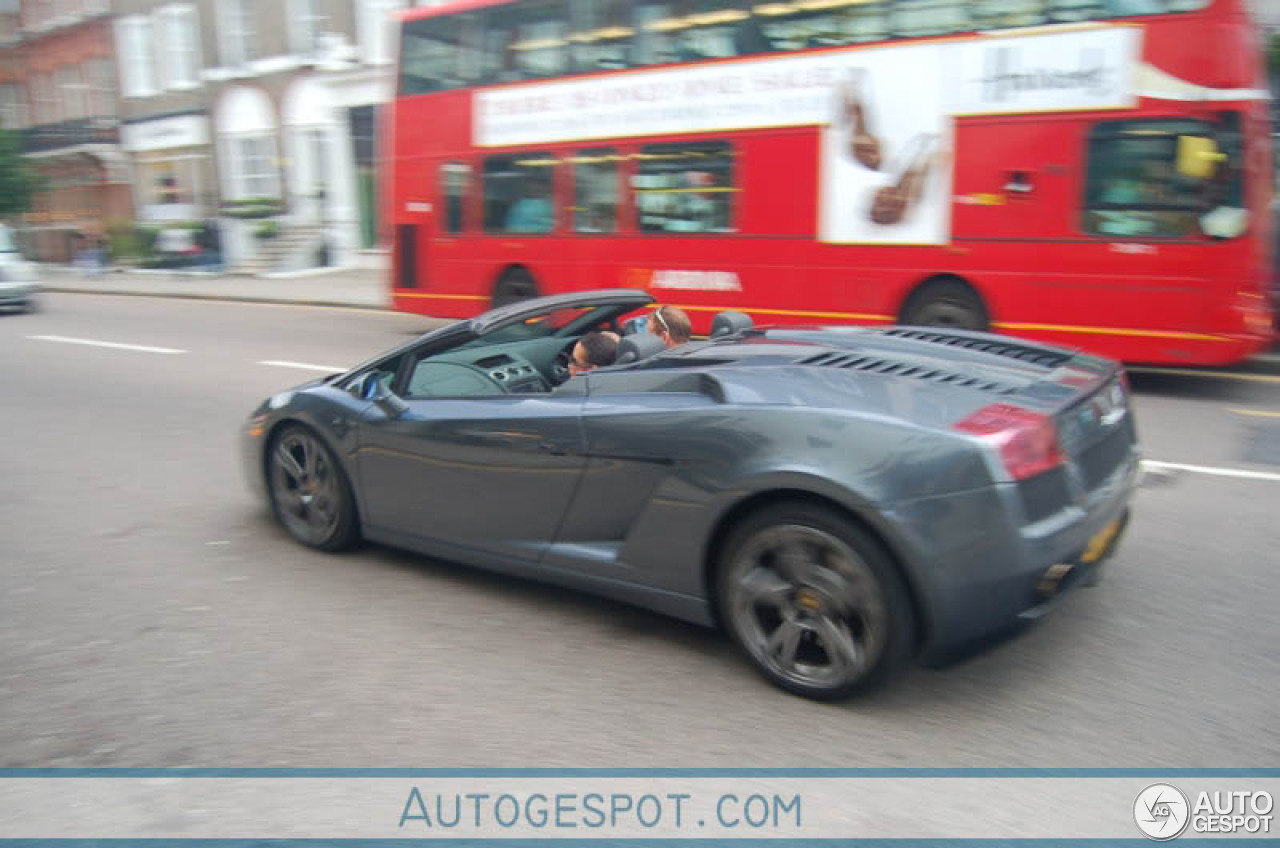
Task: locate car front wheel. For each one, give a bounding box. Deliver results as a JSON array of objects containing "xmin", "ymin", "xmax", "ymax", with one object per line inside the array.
[
  {"xmin": 718, "ymin": 504, "xmax": 914, "ymax": 700},
  {"xmin": 267, "ymin": 424, "xmax": 359, "ymax": 551}
]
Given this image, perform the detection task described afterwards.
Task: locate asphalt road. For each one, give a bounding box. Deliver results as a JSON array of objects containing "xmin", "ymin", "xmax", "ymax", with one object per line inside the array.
[{"xmin": 1, "ymin": 294, "xmax": 1277, "ymax": 768}]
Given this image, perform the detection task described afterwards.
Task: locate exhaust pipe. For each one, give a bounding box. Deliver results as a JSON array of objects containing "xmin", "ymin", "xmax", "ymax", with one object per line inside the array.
[{"xmin": 1038, "ymin": 563, "xmax": 1076, "ymax": 600}]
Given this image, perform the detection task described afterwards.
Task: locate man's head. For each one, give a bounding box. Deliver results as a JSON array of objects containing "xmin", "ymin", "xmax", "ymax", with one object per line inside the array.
[
  {"xmin": 648, "ymin": 305, "xmax": 692, "ymax": 348},
  {"xmin": 570, "ymin": 330, "xmax": 620, "ymax": 376}
]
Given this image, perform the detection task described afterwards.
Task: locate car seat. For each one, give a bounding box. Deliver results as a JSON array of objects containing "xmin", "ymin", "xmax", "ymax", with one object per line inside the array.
[
  {"xmin": 711, "ymin": 311, "xmax": 754, "ymax": 338},
  {"xmin": 614, "ymin": 332, "xmax": 666, "ymax": 365}
]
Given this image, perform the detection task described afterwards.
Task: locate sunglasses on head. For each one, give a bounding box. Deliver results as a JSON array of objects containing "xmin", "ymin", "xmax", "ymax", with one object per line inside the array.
[{"xmin": 652, "ymin": 307, "xmax": 670, "ymax": 335}]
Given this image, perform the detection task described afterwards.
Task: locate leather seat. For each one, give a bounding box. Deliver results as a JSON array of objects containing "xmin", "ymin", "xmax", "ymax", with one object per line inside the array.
[
  {"xmin": 710, "ymin": 311, "xmax": 753, "ymax": 339},
  {"xmin": 614, "ymin": 332, "xmax": 666, "ymax": 365}
]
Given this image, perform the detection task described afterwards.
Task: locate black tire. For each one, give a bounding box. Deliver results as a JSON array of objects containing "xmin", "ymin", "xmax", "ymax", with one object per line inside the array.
[
  {"xmin": 901, "ymin": 278, "xmax": 988, "ymax": 331},
  {"xmin": 492, "ymin": 268, "xmax": 539, "ymax": 308},
  {"xmin": 716, "ymin": 502, "xmax": 915, "ymax": 701},
  {"xmin": 266, "ymin": 424, "xmax": 360, "ymax": 552}
]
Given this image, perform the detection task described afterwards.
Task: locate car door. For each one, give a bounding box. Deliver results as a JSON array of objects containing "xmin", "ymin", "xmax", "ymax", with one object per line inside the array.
[
  {"xmin": 352, "ymin": 288, "xmax": 653, "ymax": 563},
  {"xmin": 357, "ymin": 392, "xmax": 587, "ymax": 564}
]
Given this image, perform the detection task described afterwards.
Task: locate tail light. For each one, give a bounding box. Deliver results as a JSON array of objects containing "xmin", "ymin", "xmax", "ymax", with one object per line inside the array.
[{"xmin": 954, "ymin": 403, "xmax": 1063, "ymax": 481}]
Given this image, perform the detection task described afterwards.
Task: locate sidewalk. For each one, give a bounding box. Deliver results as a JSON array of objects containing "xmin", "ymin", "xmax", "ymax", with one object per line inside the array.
[{"xmin": 38, "ymin": 265, "xmax": 390, "ymax": 310}]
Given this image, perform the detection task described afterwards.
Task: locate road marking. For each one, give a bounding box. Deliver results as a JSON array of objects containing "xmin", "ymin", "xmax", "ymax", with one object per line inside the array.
[
  {"xmin": 27, "ymin": 334, "xmax": 187, "ymax": 355},
  {"xmin": 1143, "ymin": 460, "xmax": 1280, "ymax": 482},
  {"xmin": 258, "ymin": 359, "xmax": 347, "ymax": 373},
  {"xmin": 1227, "ymin": 408, "xmax": 1280, "ymax": 419},
  {"xmin": 1128, "ymin": 366, "xmax": 1280, "ymax": 385}
]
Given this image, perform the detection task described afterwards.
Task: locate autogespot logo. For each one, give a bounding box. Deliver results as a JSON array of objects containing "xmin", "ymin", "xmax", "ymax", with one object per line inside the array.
[{"xmin": 1135, "ymin": 784, "xmax": 1191, "ymax": 840}]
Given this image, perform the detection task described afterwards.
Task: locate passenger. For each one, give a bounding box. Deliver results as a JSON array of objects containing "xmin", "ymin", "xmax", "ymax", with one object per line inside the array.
[
  {"xmin": 648, "ymin": 304, "xmax": 692, "ymax": 348},
  {"xmin": 569, "ymin": 330, "xmax": 620, "ymax": 377},
  {"xmin": 505, "ymin": 173, "xmax": 554, "ymax": 233}
]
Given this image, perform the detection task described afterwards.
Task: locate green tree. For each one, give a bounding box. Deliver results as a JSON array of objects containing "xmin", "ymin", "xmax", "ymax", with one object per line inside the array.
[
  {"xmin": 1270, "ymin": 32, "xmax": 1280, "ymax": 72},
  {"xmin": 0, "ymin": 130, "xmax": 41, "ymax": 217}
]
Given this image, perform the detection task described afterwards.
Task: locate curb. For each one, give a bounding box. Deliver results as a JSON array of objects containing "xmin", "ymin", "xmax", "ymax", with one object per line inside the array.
[{"xmin": 43, "ymin": 286, "xmax": 388, "ymax": 312}]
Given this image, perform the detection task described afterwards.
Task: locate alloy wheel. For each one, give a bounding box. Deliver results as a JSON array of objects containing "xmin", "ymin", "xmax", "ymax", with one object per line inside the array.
[{"xmin": 726, "ymin": 524, "xmax": 888, "ymax": 692}]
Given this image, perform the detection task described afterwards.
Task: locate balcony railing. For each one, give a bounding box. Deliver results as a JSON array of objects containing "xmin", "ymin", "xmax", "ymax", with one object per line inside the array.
[{"xmin": 21, "ymin": 117, "xmax": 120, "ymax": 154}]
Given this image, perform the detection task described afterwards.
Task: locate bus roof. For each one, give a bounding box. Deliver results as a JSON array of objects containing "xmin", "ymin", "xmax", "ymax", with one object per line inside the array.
[{"xmin": 400, "ymin": 0, "xmax": 512, "ymax": 24}]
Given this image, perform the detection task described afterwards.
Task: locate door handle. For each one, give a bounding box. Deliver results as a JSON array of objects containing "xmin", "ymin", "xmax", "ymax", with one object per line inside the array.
[{"xmin": 539, "ymin": 441, "xmax": 569, "ymax": 456}]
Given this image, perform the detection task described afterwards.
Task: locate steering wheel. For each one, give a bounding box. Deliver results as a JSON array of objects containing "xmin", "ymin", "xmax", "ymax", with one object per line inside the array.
[{"xmin": 550, "ymin": 341, "xmax": 576, "ymax": 386}]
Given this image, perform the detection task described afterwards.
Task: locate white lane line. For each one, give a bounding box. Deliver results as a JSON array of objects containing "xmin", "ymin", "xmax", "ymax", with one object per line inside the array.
[
  {"xmin": 1143, "ymin": 460, "xmax": 1280, "ymax": 483},
  {"xmin": 28, "ymin": 334, "xmax": 187, "ymax": 355},
  {"xmin": 258, "ymin": 359, "xmax": 347, "ymax": 373}
]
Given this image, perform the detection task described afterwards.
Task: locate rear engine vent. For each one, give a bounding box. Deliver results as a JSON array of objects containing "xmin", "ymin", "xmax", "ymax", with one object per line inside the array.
[
  {"xmin": 880, "ymin": 329, "xmax": 1071, "ymax": 369},
  {"xmin": 798, "ymin": 351, "xmax": 1018, "ymax": 395}
]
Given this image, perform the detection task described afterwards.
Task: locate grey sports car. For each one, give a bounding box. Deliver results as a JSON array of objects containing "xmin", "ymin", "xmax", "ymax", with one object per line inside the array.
[{"xmin": 243, "ymin": 289, "xmax": 1138, "ymax": 700}]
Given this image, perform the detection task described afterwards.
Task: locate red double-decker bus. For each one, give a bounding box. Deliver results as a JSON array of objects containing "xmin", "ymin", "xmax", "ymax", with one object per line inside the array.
[{"xmin": 388, "ymin": 0, "xmax": 1275, "ymax": 365}]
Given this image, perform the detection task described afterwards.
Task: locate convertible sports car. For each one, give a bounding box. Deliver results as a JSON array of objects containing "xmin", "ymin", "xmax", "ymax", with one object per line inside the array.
[{"xmin": 243, "ymin": 289, "xmax": 1138, "ymax": 700}]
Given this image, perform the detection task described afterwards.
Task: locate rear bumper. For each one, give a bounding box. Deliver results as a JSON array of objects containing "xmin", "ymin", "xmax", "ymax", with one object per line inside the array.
[{"xmin": 886, "ymin": 446, "xmax": 1140, "ymax": 661}]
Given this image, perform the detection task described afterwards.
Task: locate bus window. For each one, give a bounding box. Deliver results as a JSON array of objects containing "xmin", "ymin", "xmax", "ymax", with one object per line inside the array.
[
  {"xmin": 568, "ymin": 0, "xmax": 633, "ymax": 72},
  {"xmin": 489, "ymin": 0, "xmax": 570, "ymax": 82},
  {"xmin": 755, "ymin": 1, "xmax": 891, "ymax": 50},
  {"xmin": 632, "ymin": 1, "xmax": 758, "ymax": 66},
  {"xmin": 1084, "ymin": 120, "xmax": 1211, "ymax": 239},
  {"xmin": 400, "ymin": 17, "xmax": 458, "ymax": 95},
  {"xmin": 971, "ymin": 0, "xmax": 1045, "ymax": 30},
  {"xmin": 893, "ymin": 0, "xmax": 972, "ymax": 38},
  {"xmin": 1047, "ymin": 0, "xmax": 1108, "ymax": 23},
  {"xmin": 633, "ymin": 142, "xmax": 736, "ymax": 234},
  {"xmin": 484, "ymin": 154, "xmax": 557, "ymax": 234},
  {"xmin": 440, "ymin": 162, "xmax": 471, "ymax": 235},
  {"xmin": 572, "ymin": 149, "xmax": 620, "ymax": 233}
]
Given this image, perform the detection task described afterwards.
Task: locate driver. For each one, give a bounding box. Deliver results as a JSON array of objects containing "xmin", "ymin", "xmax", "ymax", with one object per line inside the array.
[{"xmin": 569, "ymin": 331, "xmax": 620, "ymax": 377}]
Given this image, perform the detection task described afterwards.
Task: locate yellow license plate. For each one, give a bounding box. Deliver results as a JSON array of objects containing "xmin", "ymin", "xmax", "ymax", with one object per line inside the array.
[{"xmin": 1081, "ymin": 518, "xmax": 1122, "ymax": 564}]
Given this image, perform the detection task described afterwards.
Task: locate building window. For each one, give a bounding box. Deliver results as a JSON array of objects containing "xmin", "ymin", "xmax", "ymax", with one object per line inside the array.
[
  {"xmin": 57, "ymin": 66, "xmax": 88, "ymax": 121},
  {"xmin": 31, "ymin": 74, "xmax": 58, "ymax": 124},
  {"xmin": 115, "ymin": 15, "xmax": 158, "ymax": 98},
  {"xmin": 360, "ymin": 0, "xmax": 407, "ymax": 66},
  {"xmin": 228, "ymin": 134, "xmax": 280, "ymax": 199},
  {"xmin": 290, "ymin": 0, "xmax": 328, "ymax": 56},
  {"xmin": 220, "ymin": 0, "xmax": 256, "ymax": 67},
  {"xmin": 0, "ymin": 84, "xmax": 27, "ymax": 130},
  {"xmin": 633, "ymin": 141, "xmax": 737, "ymax": 234},
  {"xmin": 158, "ymin": 5, "xmax": 201, "ymax": 89},
  {"xmin": 483, "ymin": 153, "xmax": 556, "ymax": 234},
  {"xmin": 87, "ymin": 58, "xmax": 116, "ymax": 117}
]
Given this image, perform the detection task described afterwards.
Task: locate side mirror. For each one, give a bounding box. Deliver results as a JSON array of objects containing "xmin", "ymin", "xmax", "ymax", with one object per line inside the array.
[
  {"xmin": 1177, "ymin": 135, "xmax": 1226, "ymax": 180},
  {"xmin": 353, "ymin": 372, "xmax": 409, "ymax": 417}
]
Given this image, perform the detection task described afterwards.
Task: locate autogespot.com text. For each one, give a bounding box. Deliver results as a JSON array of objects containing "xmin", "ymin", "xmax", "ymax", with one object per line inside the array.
[{"xmin": 399, "ymin": 788, "xmax": 802, "ymax": 831}]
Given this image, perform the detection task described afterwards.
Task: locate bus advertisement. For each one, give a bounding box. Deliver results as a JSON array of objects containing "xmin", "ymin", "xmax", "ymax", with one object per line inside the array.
[{"xmin": 389, "ymin": 0, "xmax": 1275, "ymax": 365}]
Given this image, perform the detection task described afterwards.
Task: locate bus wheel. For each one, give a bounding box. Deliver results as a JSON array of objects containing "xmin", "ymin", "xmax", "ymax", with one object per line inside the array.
[
  {"xmin": 492, "ymin": 268, "xmax": 540, "ymax": 308},
  {"xmin": 901, "ymin": 278, "xmax": 988, "ymax": 331}
]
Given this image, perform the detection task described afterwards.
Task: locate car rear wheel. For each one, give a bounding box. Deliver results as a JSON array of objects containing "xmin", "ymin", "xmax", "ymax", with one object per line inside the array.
[
  {"xmin": 718, "ymin": 504, "xmax": 914, "ymax": 700},
  {"xmin": 267, "ymin": 424, "xmax": 359, "ymax": 551}
]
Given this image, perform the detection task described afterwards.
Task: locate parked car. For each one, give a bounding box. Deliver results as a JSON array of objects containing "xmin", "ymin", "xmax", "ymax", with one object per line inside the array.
[
  {"xmin": 0, "ymin": 224, "xmax": 40, "ymax": 312},
  {"xmin": 242, "ymin": 290, "xmax": 1139, "ymax": 700}
]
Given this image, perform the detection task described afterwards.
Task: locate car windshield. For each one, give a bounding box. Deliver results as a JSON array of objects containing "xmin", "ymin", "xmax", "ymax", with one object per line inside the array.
[{"xmin": 455, "ymin": 305, "xmax": 606, "ymax": 350}]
